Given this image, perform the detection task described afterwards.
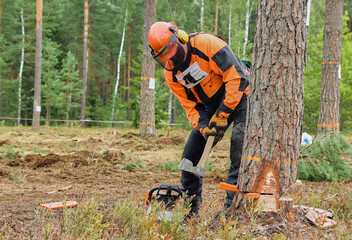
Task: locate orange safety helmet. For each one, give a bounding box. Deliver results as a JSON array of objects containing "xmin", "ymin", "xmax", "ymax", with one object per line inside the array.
[{"xmin": 148, "ymin": 22, "xmax": 187, "ymax": 71}]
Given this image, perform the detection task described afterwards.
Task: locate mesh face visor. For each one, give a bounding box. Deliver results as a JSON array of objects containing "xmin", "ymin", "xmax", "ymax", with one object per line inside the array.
[{"xmin": 150, "ymin": 34, "xmax": 184, "ymax": 71}]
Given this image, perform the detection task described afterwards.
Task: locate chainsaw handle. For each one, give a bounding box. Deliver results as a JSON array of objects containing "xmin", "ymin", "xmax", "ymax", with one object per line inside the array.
[{"xmin": 145, "ymin": 184, "xmax": 182, "ymax": 206}]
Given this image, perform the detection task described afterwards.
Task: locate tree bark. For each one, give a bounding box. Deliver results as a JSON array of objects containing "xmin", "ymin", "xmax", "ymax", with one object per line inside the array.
[
  {"xmin": 17, "ymin": 9, "xmax": 25, "ymax": 126},
  {"xmin": 317, "ymin": 0, "xmax": 343, "ymax": 135},
  {"xmin": 228, "ymin": 6, "xmax": 232, "ymax": 47},
  {"xmin": 32, "ymin": 0, "xmax": 43, "ymax": 128},
  {"xmin": 168, "ymin": 94, "xmax": 172, "ymax": 123},
  {"xmin": 0, "ymin": 0, "xmax": 2, "ymax": 117},
  {"xmin": 127, "ymin": 35, "xmax": 131, "ymax": 121},
  {"xmin": 139, "ymin": 0, "xmax": 156, "ymax": 137},
  {"xmin": 214, "ymin": 0, "xmax": 219, "ymax": 35},
  {"xmin": 200, "ymin": 0, "xmax": 204, "ymax": 32},
  {"xmin": 111, "ymin": 6, "xmax": 128, "ymax": 124},
  {"xmin": 232, "ymin": 0, "xmax": 308, "ymax": 209},
  {"xmin": 242, "ymin": 0, "xmax": 255, "ymax": 58},
  {"xmin": 80, "ymin": 0, "xmax": 89, "ymax": 127},
  {"xmin": 65, "ymin": 77, "xmax": 71, "ymax": 127}
]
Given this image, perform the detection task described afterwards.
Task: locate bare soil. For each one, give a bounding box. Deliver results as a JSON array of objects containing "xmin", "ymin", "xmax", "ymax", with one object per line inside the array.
[
  {"xmin": 0, "ymin": 127, "xmax": 351, "ymax": 238},
  {"xmin": 0, "ymin": 127, "xmax": 229, "ymax": 235}
]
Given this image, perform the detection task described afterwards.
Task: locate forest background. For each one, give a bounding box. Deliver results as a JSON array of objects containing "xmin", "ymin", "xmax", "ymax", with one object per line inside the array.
[{"xmin": 0, "ymin": 0, "xmax": 351, "ymax": 134}]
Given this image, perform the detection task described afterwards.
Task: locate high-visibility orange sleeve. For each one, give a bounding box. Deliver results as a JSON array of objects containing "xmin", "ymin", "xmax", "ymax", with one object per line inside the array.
[{"xmin": 195, "ymin": 35, "xmax": 249, "ymax": 116}]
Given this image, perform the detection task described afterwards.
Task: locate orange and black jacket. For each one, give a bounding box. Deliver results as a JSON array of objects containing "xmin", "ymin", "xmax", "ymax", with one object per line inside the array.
[{"xmin": 164, "ymin": 33, "xmax": 250, "ymax": 130}]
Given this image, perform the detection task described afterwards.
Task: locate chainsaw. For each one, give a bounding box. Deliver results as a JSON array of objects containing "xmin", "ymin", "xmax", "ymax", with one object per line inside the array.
[{"xmin": 144, "ymin": 184, "xmax": 182, "ymax": 221}]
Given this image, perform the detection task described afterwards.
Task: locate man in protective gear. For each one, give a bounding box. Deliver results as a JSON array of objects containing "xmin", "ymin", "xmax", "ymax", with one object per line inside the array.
[{"xmin": 148, "ymin": 22, "xmax": 250, "ymax": 217}]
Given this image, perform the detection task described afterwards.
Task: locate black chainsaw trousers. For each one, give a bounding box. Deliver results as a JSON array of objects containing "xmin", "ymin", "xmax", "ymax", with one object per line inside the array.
[{"xmin": 180, "ymin": 95, "xmax": 247, "ymax": 214}]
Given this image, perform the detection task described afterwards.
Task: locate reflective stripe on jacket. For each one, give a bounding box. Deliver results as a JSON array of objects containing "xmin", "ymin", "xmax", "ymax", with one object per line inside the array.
[{"xmin": 164, "ymin": 33, "xmax": 249, "ymax": 130}]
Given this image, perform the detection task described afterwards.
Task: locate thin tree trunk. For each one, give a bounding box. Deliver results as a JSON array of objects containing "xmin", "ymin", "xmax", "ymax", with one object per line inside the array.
[
  {"xmin": 111, "ymin": 6, "xmax": 128, "ymax": 124},
  {"xmin": 65, "ymin": 77, "xmax": 71, "ymax": 127},
  {"xmin": 232, "ymin": 0, "xmax": 308, "ymax": 210},
  {"xmin": 317, "ymin": 0, "xmax": 343, "ymax": 135},
  {"xmin": 200, "ymin": 0, "xmax": 204, "ymax": 32},
  {"xmin": 0, "ymin": 0, "xmax": 2, "ymax": 117},
  {"xmin": 32, "ymin": 0, "xmax": 43, "ymax": 128},
  {"xmin": 228, "ymin": 6, "xmax": 232, "ymax": 46},
  {"xmin": 214, "ymin": 0, "xmax": 219, "ymax": 35},
  {"xmin": 139, "ymin": 0, "xmax": 156, "ymax": 137},
  {"xmin": 242, "ymin": 0, "xmax": 255, "ymax": 57},
  {"xmin": 80, "ymin": 0, "xmax": 89, "ymax": 127},
  {"xmin": 45, "ymin": 75, "xmax": 50, "ymax": 126},
  {"xmin": 45, "ymin": 52, "xmax": 51, "ymax": 126},
  {"xmin": 127, "ymin": 33, "xmax": 131, "ymax": 121},
  {"xmin": 17, "ymin": 9, "xmax": 25, "ymax": 126},
  {"xmin": 168, "ymin": 94, "xmax": 172, "ymax": 123},
  {"xmin": 172, "ymin": 95, "xmax": 177, "ymax": 123}
]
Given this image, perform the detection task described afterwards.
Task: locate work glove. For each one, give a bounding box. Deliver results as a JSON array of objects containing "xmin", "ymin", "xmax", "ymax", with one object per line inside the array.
[
  {"xmin": 200, "ymin": 127, "xmax": 216, "ymax": 140},
  {"xmin": 209, "ymin": 114, "xmax": 228, "ymax": 139}
]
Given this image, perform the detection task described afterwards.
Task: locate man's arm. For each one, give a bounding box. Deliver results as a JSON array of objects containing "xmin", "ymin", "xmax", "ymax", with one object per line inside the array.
[
  {"xmin": 166, "ymin": 79, "xmax": 209, "ymax": 130},
  {"xmin": 207, "ymin": 37, "xmax": 250, "ymax": 117}
]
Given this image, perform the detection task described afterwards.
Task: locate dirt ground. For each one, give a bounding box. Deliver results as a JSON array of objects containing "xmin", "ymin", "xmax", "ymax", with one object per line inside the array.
[
  {"xmin": 0, "ymin": 127, "xmax": 231, "ymax": 234},
  {"xmin": 0, "ymin": 127, "xmax": 351, "ymax": 238}
]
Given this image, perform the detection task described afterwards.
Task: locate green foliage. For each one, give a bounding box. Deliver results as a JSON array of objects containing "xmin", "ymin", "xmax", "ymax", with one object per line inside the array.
[
  {"xmin": 297, "ymin": 133, "xmax": 352, "ymax": 182},
  {"xmin": 158, "ymin": 160, "xmax": 179, "ymax": 172},
  {"xmin": 303, "ymin": 9, "xmax": 352, "ymax": 133},
  {"xmin": 8, "ymin": 171, "xmax": 26, "ymax": 184},
  {"xmin": 32, "ymin": 194, "xmax": 246, "ymax": 239},
  {"xmin": 2, "ymin": 145, "xmax": 17, "ymax": 159},
  {"xmin": 0, "ymin": 0, "xmax": 350, "ymax": 133},
  {"xmin": 116, "ymin": 157, "xmax": 146, "ymax": 171}
]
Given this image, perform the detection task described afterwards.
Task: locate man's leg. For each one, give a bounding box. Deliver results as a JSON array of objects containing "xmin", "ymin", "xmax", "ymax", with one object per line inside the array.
[
  {"xmin": 224, "ymin": 97, "xmax": 247, "ymax": 209},
  {"xmin": 181, "ymin": 128, "xmax": 206, "ymax": 215}
]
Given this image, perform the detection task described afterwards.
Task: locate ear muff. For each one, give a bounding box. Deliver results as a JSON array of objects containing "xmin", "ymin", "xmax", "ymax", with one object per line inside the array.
[
  {"xmin": 168, "ymin": 25, "xmax": 188, "ymax": 44},
  {"xmin": 178, "ymin": 29, "xmax": 189, "ymax": 44}
]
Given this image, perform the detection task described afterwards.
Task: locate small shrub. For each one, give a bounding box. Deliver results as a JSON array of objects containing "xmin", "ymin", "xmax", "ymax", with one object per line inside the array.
[
  {"xmin": 297, "ymin": 133, "xmax": 352, "ymax": 181},
  {"xmin": 3, "ymin": 146, "xmax": 17, "ymax": 159},
  {"xmin": 116, "ymin": 157, "xmax": 146, "ymax": 171},
  {"xmin": 158, "ymin": 160, "xmax": 179, "ymax": 172},
  {"xmin": 8, "ymin": 171, "xmax": 26, "ymax": 184}
]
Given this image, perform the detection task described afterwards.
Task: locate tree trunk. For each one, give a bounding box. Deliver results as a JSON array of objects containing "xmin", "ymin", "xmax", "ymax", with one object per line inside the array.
[
  {"xmin": 17, "ymin": 9, "xmax": 25, "ymax": 126},
  {"xmin": 45, "ymin": 54, "xmax": 51, "ymax": 127},
  {"xmin": 214, "ymin": 0, "xmax": 219, "ymax": 35},
  {"xmin": 0, "ymin": 0, "xmax": 2, "ymax": 117},
  {"xmin": 127, "ymin": 35, "xmax": 131, "ymax": 121},
  {"xmin": 139, "ymin": 0, "xmax": 156, "ymax": 137},
  {"xmin": 232, "ymin": 0, "xmax": 308, "ymax": 210},
  {"xmin": 200, "ymin": 0, "xmax": 204, "ymax": 32},
  {"xmin": 172, "ymin": 95, "xmax": 177, "ymax": 123},
  {"xmin": 317, "ymin": 0, "xmax": 343, "ymax": 135},
  {"xmin": 228, "ymin": 6, "xmax": 232, "ymax": 47},
  {"xmin": 65, "ymin": 77, "xmax": 71, "ymax": 127},
  {"xmin": 242, "ymin": 0, "xmax": 250, "ymax": 57},
  {"xmin": 80, "ymin": 0, "xmax": 89, "ymax": 127},
  {"xmin": 32, "ymin": 0, "xmax": 43, "ymax": 128},
  {"xmin": 168, "ymin": 94, "xmax": 172, "ymax": 123},
  {"xmin": 111, "ymin": 6, "xmax": 128, "ymax": 124}
]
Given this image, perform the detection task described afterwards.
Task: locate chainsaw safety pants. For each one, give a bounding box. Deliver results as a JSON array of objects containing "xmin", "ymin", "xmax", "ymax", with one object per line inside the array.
[{"xmin": 181, "ymin": 95, "xmax": 247, "ymax": 214}]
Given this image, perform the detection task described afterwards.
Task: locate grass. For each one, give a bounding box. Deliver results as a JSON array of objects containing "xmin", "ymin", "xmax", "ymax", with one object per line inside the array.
[
  {"xmin": 1, "ymin": 126, "xmax": 352, "ymax": 239},
  {"xmin": 0, "ymin": 145, "xmax": 18, "ymax": 159},
  {"xmin": 8, "ymin": 171, "xmax": 26, "ymax": 184},
  {"xmin": 157, "ymin": 160, "xmax": 179, "ymax": 172},
  {"xmin": 116, "ymin": 157, "xmax": 146, "ymax": 171},
  {"xmin": 32, "ymin": 195, "xmax": 248, "ymax": 239}
]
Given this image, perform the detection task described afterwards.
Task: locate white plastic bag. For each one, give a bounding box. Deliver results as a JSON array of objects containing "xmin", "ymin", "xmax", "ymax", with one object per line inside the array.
[{"xmin": 301, "ymin": 132, "xmax": 313, "ymax": 146}]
